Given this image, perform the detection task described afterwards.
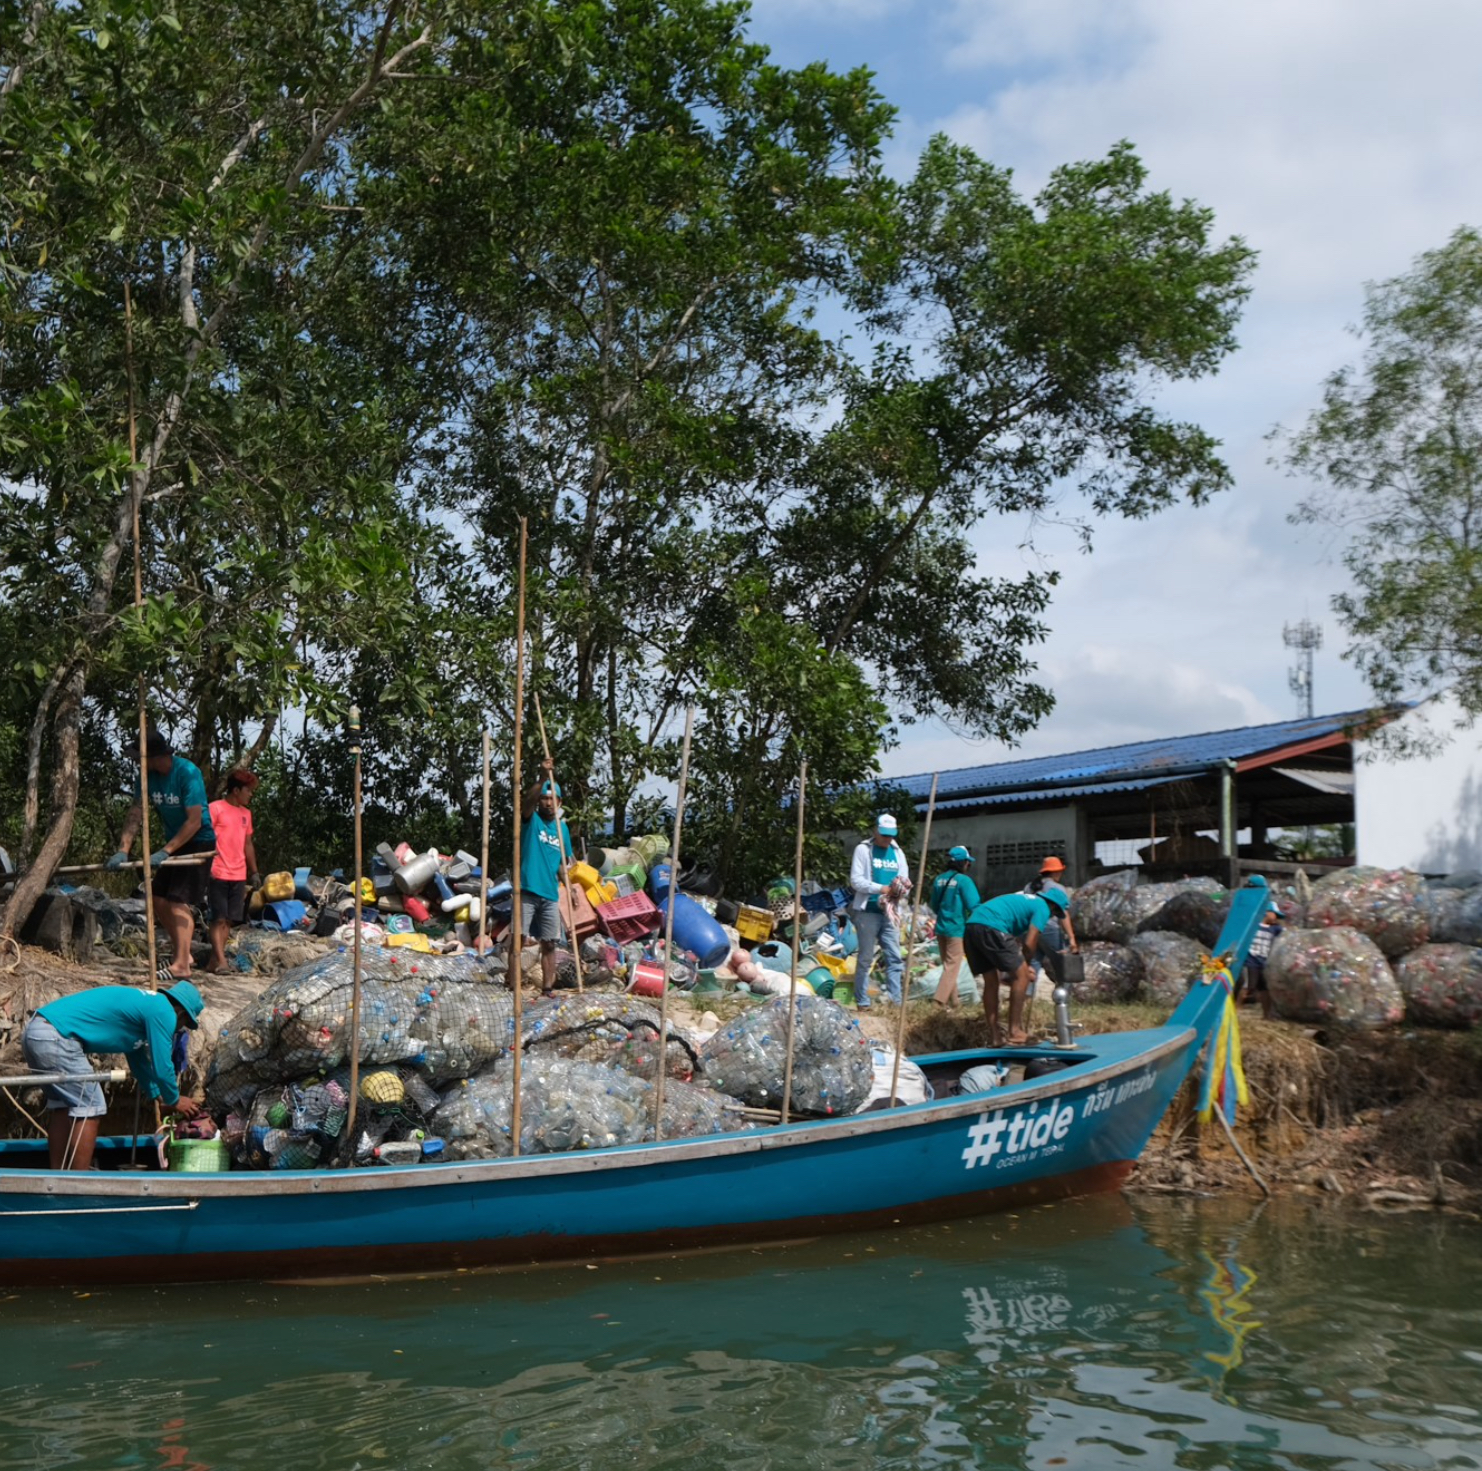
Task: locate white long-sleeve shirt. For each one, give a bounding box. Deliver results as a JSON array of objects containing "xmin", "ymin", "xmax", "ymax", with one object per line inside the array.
[{"xmin": 850, "ymin": 838, "xmax": 908, "ymax": 913}]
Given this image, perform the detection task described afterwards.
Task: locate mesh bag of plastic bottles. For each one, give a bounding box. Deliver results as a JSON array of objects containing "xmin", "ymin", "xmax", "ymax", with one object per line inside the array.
[
  {"xmin": 1393, "ymin": 944, "xmax": 1482, "ymax": 1028},
  {"xmin": 1077, "ymin": 941, "xmax": 1146, "ymax": 1003},
  {"xmin": 1129, "ymin": 931, "xmax": 1210, "ymax": 1009},
  {"xmin": 205, "ymin": 948, "xmax": 513, "ymax": 1111},
  {"xmin": 431, "ymin": 1056, "xmax": 748, "ymax": 1160},
  {"xmin": 1265, "ymin": 926, "xmax": 1403, "ymax": 1029},
  {"xmin": 1422, "ymin": 884, "xmax": 1482, "ymax": 946},
  {"xmin": 699, "ymin": 994, "xmax": 872, "ymax": 1117},
  {"xmin": 518, "ymin": 993, "xmax": 700, "ymax": 1079},
  {"xmin": 1137, "ymin": 880, "xmax": 1231, "ymax": 948},
  {"xmin": 1305, "ymin": 867, "xmax": 1429, "ymax": 958},
  {"xmin": 1068, "ymin": 871, "xmax": 1138, "ymax": 943}
]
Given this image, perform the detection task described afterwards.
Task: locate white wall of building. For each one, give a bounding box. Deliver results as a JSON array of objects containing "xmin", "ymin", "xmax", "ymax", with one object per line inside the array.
[{"xmin": 1355, "ymin": 693, "xmax": 1482, "ymax": 873}]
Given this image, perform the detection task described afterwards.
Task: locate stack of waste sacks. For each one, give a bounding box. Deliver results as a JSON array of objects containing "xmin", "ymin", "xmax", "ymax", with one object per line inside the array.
[
  {"xmin": 1304, "ymin": 867, "xmax": 1429, "ymax": 958},
  {"xmin": 1077, "ymin": 940, "xmax": 1146, "ymax": 1003},
  {"xmin": 699, "ymin": 995, "xmax": 873, "ymax": 1117},
  {"xmin": 1129, "ymin": 931, "xmax": 1211, "ymax": 1008},
  {"xmin": 1071, "ymin": 873, "xmax": 1229, "ymax": 949},
  {"xmin": 1392, "ymin": 945, "xmax": 1482, "ymax": 1028},
  {"xmin": 431, "ymin": 1057, "xmax": 750, "ymax": 1160},
  {"xmin": 204, "ymin": 947, "xmax": 513, "ymax": 1115},
  {"xmin": 1264, "ymin": 926, "xmax": 1404, "ymax": 1029},
  {"xmin": 520, "ymin": 992, "xmax": 702, "ymax": 1082}
]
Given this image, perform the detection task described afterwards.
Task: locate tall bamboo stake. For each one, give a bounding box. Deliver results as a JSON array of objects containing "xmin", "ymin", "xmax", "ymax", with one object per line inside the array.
[
  {"xmin": 780, "ymin": 758, "xmax": 808, "ymax": 1124},
  {"xmin": 478, "ymin": 728, "xmax": 491, "ymax": 953},
  {"xmin": 122, "ymin": 284, "xmax": 158, "ymax": 986},
  {"xmin": 534, "ymin": 693, "xmax": 583, "ymax": 992},
  {"xmin": 889, "ymin": 773, "xmax": 938, "ymax": 1106},
  {"xmin": 345, "ymin": 704, "xmax": 364, "ymax": 1147},
  {"xmin": 652, "ymin": 704, "xmax": 693, "ymax": 1142},
  {"xmin": 510, "ymin": 517, "xmax": 528, "ymax": 1157}
]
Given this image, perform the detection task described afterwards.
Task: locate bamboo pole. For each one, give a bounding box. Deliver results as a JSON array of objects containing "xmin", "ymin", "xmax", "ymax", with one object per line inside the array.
[
  {"xmin": 510, "ymin": 517, "xmax": 528, "ymax": 1157},
  {"xmin": 123, "ymin": 283, "xmax": 158, "ymax": 985},
  {"xmin": 780, "ymin": 758, "xmax": 808, "ymax": 1124},
  {"xmin": 889, "ymin": 773, "xmax": 937, "ymax": 1107},
  {"xmin": 478, "ymin": 728, "xmax": 491, "ymax": 953},
  {"xmin": 534, "ymin": 693, "xmax": 583, "ymax": 992},
  {"xmin": 652, "ymin": 704, "xmax": 694, "ymax": 1142},
  {"xmin": 345, "ymin": 705, "xmax": 364, "ymax": 1148}
]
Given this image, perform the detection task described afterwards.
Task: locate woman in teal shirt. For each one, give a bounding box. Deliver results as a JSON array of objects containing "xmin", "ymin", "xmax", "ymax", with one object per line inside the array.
[{"xmin": 928, "ymin": 846, "xmax": 980, "ymax": 1007}]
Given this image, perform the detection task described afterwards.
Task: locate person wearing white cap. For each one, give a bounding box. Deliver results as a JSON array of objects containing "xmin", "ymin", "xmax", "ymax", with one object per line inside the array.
[{"xmin": 848, "ymin": 813, "xmax": 909, "ymax": 1008}]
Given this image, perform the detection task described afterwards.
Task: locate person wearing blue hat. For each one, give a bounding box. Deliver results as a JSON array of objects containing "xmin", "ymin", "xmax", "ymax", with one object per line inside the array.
[
  {"xmin": 518, "ymin": 755, "xmax": 575, "ymax": 994},
  {"xmin": 929, "ymin": 846, "xmax": 981, "ymax": 1007},
  {"xmin": 848, "ymin": 813, "xmax": 909, "ymax": 1008},
  {"xmin": 21, "ymin": 980, "xmax": 205, "ymax": 1169},
  {"xmin": 963, "ymin": 886, "xmax": 1070, "ymax": 1045}
]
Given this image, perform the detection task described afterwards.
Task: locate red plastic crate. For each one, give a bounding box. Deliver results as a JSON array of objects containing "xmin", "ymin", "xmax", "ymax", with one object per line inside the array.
[{"xmin": 596, "ymin": 890, "xmax": 661, "ymax": 942}]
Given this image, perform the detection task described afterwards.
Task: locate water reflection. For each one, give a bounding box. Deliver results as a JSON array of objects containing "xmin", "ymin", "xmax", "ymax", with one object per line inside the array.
[{"xmin": 0, "ymin": 1195, "xmax": 1478, "ymax": 1469}]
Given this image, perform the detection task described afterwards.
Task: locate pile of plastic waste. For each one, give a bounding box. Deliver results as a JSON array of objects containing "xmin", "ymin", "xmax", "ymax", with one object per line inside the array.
[
  {"xmin": 1077, "ymin": 940, "xmax": 1146, "ymax": 1003},
  {"xmin": 1071, "ymin": 874, "xmax": 1229, "ymax": 949},
  {"xmin": 1264, "ymin": 926, "xmax": 1404, "ymax": 1029},
  {"xmin": 699, "ymin": 995, "xmax": 874, "ymax": 1117},
  {"xmin": 1304, "ymin": 867, "xmax": 1429, "ymax": 958},
  {"xmin": 1393, "ymin": 944, "xmax": 1482, "ymax": 1028},
  {"xmin": 1128, "ymin": 931, "xmax": 1210, "ymax": 1008}
]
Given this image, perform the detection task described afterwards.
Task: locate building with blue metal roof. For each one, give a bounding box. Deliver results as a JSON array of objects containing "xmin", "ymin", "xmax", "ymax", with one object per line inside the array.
[{"xmin": 886, "ymin": 707, "xmax": 1385, "ymax": 894}]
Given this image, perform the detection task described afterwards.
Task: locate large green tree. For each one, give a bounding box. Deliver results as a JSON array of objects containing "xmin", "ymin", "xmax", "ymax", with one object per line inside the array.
[{"xmin": 1282, "ymin": 227, "xmax": 1482, "ymax": 722}]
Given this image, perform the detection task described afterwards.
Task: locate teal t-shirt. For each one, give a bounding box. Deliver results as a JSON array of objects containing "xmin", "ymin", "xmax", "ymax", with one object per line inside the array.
[
  {"xmin": 39, "ymin": 987, "xmax": 182, "ymax": 1103},
  {"xmin": 968, "ymin": 892, "xmax": 1051, "ymax": 939},
  {"xmin": 929, "ymin": 870, "xmax": 982, "ymax": 938},
  {"xmin": 520, "ymin": 811, "xmax": 573, "ymax": 903},
  {"xmin": 864, "ymin": 841, "xmax": 903, "ymax": 912},
  {"xmin": 146, "ymin": 755, "xmax": 215, "ymax": 846}
]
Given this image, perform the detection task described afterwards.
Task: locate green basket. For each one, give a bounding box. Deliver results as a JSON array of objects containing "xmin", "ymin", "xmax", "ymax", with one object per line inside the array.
[{"xmin": 167, "ymin": 1134, "xmax": 231, "ymax": 1173}]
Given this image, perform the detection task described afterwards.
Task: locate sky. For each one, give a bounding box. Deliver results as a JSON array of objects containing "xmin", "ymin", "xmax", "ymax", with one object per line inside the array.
[{"xmin": 739, "ymin": 0, "xmax": 1482, "ymax": 779}]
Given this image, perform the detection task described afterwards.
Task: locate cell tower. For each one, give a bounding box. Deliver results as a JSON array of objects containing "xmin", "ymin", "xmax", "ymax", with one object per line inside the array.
[{"xmin": 1283, "ymin": 619, "xmax": 1323, "ymax": 719}]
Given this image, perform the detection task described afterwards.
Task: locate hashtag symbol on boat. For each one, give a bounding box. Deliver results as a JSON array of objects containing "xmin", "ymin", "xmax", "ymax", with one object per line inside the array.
[{"xmin": 961, "ymin": 1113, "xmax": 1005, "ymax": 1169}]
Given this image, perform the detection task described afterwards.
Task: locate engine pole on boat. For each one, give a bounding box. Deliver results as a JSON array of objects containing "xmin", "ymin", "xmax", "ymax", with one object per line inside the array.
[
  {"xmin": 781, "ymin": 758, "xmax": 808, "ymax": 1124},
  {"xmin": 510, "ymin": 516, "xmax": 528, "ymax": 1156},
  {"xmin": 535, "ymin": 693, "xmax": 582, "ymax": 992},
  {"xmin": 652, "ymin": 704, "xmax": 693, "ymax": 1141},
  {"xmin": 890, "ymin": 772, "xmax": 937, "ymax": 1106},
  {"xmin": 123, "ymin": 283, "xmax": 159, "ymax": 992},
  {"xmin": 479, "ymin": 727, "xmax": 491, "ymax": 953},
  {"xmin": 346, "ymin": 704, "xmax": 365, "ymax": 1145}
]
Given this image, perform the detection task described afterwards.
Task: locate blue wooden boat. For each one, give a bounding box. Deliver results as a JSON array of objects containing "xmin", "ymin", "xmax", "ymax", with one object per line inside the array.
[{"xmin": 0, "ymin": 884, "xmax": 1270, "ymax": 1287}]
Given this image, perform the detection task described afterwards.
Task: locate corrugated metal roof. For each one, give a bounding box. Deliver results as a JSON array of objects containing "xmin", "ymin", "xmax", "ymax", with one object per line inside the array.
[
  {"xmin": 927, "ymin": 774, "xmax": 1189, "ymax": 813},
  {"xmin": 891, "ymin": 708, "xmax": 1377, "ymax": 806}
]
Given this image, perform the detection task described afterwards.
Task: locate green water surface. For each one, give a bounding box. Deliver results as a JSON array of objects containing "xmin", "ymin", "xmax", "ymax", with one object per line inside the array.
[{"xmin": 1, "ymin": 1195, "xmax": 1478, "ymax": 1470}]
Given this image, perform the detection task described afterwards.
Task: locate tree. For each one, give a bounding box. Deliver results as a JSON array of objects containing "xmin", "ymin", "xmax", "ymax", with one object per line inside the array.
[{"xmin": 1281, "ymin": 227, "xmax": 1482, "ymax": 722}]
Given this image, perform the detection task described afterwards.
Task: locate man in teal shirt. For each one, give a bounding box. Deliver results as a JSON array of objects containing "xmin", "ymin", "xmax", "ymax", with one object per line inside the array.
[
  {"xmin": 964, "ymin": 886, "xmax": 1069, "ymax": 1045},
  {"xmin": 21, "ymin": 981, "xmax": 205, "ymax": 1169},
  {"xmin": 518, "ymin": 756, "xmax": 574, "ymax": 994},
  {"xmin": 929, "ymin": 846, "xmax": 980, "ymax": 1007},
  {"xmin": 108, "ymin": 730, "xmax": 216, "ymax": 980}
]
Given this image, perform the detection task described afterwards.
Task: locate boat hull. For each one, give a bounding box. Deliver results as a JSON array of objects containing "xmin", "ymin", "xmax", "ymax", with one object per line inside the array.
[{"xmin": 0, "ymin": 1020, "xmax": 1204, "ymax": 1286}]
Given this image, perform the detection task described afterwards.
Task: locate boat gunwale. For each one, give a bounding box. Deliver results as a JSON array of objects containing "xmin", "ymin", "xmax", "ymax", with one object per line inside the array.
[{"xmin": 0, "ymin": 1026, "xmax": 1196, "ymax": 1200}]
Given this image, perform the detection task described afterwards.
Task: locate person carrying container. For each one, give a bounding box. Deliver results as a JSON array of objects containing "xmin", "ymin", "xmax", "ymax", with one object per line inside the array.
[
  {"xmin": 519, "ymin": 755, "xmax": 575, "ymax": 995},
  {"xmin": 964, "ymin": 885, "xmax": 1070, "ymax": 1045},
  {"xmin": 929, "ymin": 846, "xmax": 981, "ymax": 1008},
  {"xmin": 20, "ymin": 980, "xmax": 205, "ymax": 1169},
  {"xmin": 848, "ymin": 813, "xmax": 910, "ymax": 1009},
  {"xmin": 206, "ymin": 768, "xmax": 261, "ymax": 975},
  {"xmin": 106, "ymin": 730, "xmax": 216, "ymax": 981}
]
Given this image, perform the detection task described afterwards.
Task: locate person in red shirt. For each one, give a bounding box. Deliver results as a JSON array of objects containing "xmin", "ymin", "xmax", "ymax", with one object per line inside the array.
[{"xmin": 207, "ymin": 769, "xmax": 261, "ymax": 974}]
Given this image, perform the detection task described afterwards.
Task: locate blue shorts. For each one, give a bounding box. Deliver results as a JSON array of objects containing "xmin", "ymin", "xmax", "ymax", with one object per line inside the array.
[
  {"xmin": 520, "ymin": 896, "xmax": 564, "ymax": 945},
  {"xmin": 21, "ymin": 1016, "xmax": 108, "ymax": 1118}
]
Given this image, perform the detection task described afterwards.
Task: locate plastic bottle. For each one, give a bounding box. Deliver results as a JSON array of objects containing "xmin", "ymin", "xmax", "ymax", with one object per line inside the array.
[{"xmin": 372, "ymin": 1140, "xmax": 423, "ymax": 1166}]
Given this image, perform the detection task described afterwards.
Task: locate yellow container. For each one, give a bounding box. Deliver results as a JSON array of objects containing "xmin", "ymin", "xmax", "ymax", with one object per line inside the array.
[
  {"xmin": 386, "ymin": 932, "xmax": 432, "ymax": 952},
  {"xmin": 736, "ymin": 905, "xmax": 775, "ymax": 943},
  {"xmin": 568, "ymin": 861, "xmax": 601, "ymax": 891},
  {"xmin": 260, "ymin": 871, "xmax": 295, "ymax": 901},
  {"xmin": 585, "ymin": 880, "xmax": 619, "ymax": 905},
  {"xmin": 812, "ymin": 950, "xmax": 856, "ymax": 979}
]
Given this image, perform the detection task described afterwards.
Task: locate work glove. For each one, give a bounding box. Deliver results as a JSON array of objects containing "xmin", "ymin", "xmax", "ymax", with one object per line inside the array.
[
  {"xmin": 105, "ymin": 850, "xmax": 129, "ymax": 871},
  {"xmin": 249, "ymin": 871, "xmax": 262, "ymax": 890},
  {"xmin": 149, "ymin": 847, "xmax": 171, "ymax": 869}
]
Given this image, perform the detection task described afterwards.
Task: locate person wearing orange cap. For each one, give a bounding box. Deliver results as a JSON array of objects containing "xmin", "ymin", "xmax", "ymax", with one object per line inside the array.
[{"xmin": 1024, "ymin": 855, "xmax": 1077, "ymax": 957}]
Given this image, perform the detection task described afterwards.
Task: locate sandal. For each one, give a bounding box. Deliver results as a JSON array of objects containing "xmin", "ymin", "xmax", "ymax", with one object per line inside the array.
[{"xmin": 1007, "ymin": 1032, "xmax": 1030, "ymax": 1047}]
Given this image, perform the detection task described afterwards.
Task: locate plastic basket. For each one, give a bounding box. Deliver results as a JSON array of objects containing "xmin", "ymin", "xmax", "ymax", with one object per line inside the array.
[
  {"xmin": 166, "ymin": 1134, "xmax": 231, "ymax": 1173},
  {"xmin": 799, "ymin": 887, "xmax": 847, "ymax": 915},
  {"xmin": 597, "ymin": 891, "xmax": 661, "ymax": 942},
  {"xmin": 736, "ymin": 905, "xmax": 775, "ymax": 942}
]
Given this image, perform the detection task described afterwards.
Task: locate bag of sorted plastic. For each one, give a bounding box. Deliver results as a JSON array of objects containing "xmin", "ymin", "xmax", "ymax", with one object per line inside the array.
[
  {"xmin": 1393, "ymin": 944, "xmax": 1482, "ymax": 1028},
  {"xmin": 519, "ymin": 991, "xmax": 702, "ymax": 1081},
  {"xmin": 431, "ymin": 1056, "xmax": 749, "ymax": 1159},
  {"xmin": 1137, "ymin": 880, "xmax": 1231, "ymax": 948},
  {"xmin": 1265, "ymin": 926, "xmax": 1404, "ymax": 1029},
  {"xmin": 699, "ymin": 994, "xmax": 873, "ymax": 1117},
  {"xmin": 1422, "ymin": 883, "xmax": 1482, "ymax": 946},
  {"xmin": 1305, "ymin": 866, "xmax": 1429, "ymax": 958},
  {"xmin": 1068, "ymin": 871, "xmax": 1139, "ymax": 944},
  {"xmin": 1129, "ymin": 931, "xmax": 1210, "ymax": 1009},
  {"xmin": 205, "ymin": 948, "xmax": 513, "ymax": 1112},
  {"xmin": 1077, "ymin": 941, "xmax": 1146, "ymax": 1003}
]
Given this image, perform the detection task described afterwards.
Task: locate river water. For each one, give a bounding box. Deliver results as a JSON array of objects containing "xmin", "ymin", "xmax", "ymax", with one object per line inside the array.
[{"xmin": 1, "ymin": 1194, "xmax": 1478, "ymax": 1470}]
